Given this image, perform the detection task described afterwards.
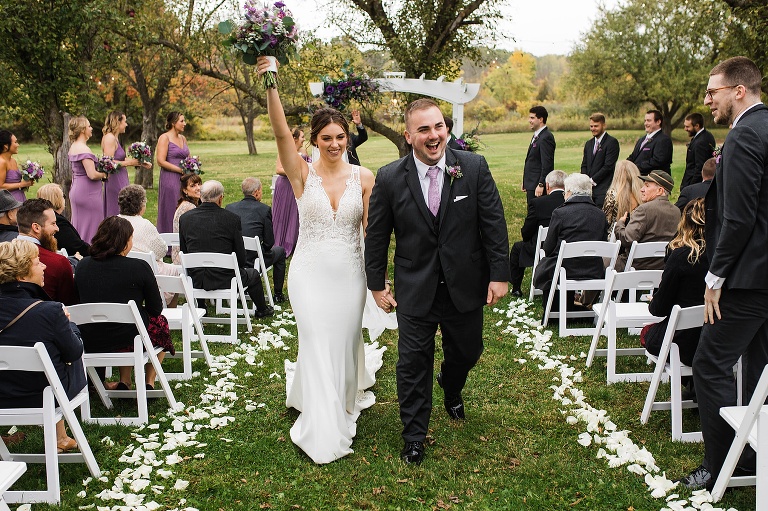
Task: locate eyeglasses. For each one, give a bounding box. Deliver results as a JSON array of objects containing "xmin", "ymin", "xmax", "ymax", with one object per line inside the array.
[{"xmin": 704, "ymin": 85, "xmax": 738, "ymax": 100}]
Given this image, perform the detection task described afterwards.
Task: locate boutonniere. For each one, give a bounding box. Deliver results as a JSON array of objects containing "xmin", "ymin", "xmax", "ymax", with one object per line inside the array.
[
  {"xmin": 713, "ymin": 144, "xmax": 723, "ymax": 164},
  {"xmin": 532, "ymin": 135, "xmax": 539, "ymax": 148},
  {"xmin": 446, "ymin": 164, "xmax": 463, "ymax": 180}
]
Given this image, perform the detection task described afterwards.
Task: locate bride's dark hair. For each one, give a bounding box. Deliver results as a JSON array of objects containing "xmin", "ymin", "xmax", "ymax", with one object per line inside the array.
[{"xmin": 309, "ymin": 108, "xmax": 349, "ymax": 146}]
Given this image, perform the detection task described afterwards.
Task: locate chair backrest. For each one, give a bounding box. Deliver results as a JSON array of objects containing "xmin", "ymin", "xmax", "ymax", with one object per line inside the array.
[
  {"xmin": 0, "ymin": 342, "xmax": 71, "ymax": 401},
  {"xmin": 242, "ymin": 235, "xmax": 271, "ymax": 271},
  {"xmin": 155, "ymin": 273, "xmax": 196, "ymax": 303},
  {"xmin": 666, "ymin": 304, "xmax": 706, "ymax": 334},
  {"xmin": 179, "ymin": 251, "xmax": 238, "ymax": 273},
  {"xmin": 68, "ymin": 301, "xmax": 150, "ymax": 341},
  {"xmin": 558, "ymin": 240, "xmax": 621, "ymax": 272},
  {"xmin": 126, "ymin": 250, "xmax": 159, "ymax": 274},
  {"xmin": 159, "ymin": 232, "xmax": 180, "ymax": 247},
  {"xmin": 533, "ymin": 226, "xmax": 549, "ymax": 263},
  {"xmin": 608, "ymin": 268, "xmax": 663, "ymax": 294},
  {"xmin": 625, "ymin": 241, "xmax": 668, "ymax": 271},
  {"xmin": 608, "ymin": 222, "xmax": 617, "ymax": 243}
]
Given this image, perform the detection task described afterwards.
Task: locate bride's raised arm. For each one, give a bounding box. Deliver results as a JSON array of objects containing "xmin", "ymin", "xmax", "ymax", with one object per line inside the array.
[{"xmin": 258, "ymin": 55, "xmax": 308, "ymax": 196}]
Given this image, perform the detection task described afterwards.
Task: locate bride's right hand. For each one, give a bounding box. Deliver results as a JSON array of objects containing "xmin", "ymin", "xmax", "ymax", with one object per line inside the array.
[{"xmin": 256, "ymin": 56, "xmax": 278, "ymax": 77}]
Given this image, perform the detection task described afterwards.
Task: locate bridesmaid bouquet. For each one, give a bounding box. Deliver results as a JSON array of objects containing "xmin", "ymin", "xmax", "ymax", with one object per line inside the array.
[
  {"xmin": 179, "ymin": 156, "xmax": 203, "ymax": 175},
  {"xmin": 128, "ymin": 142, "xmax": 153, "ymax": 165},
  {"xmin": 455, "ymin": 126, "xmax": 485, "ymax": 153},
  {"xmin": 218, "ymin": 1, "xmax": 300, "ymax": 89},
  {"xmin": 318, "ymin": 62, "xmax": 380, "ymax": 111},
  {"xmin": 97, "ymin": 155, "xmax": 120, "ymax": 175},
  {"xmin": 20, "ymin": 160, "xmax": 45, "ymax": 182}
]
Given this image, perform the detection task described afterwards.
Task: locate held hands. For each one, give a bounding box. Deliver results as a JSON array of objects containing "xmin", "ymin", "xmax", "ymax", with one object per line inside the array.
[
  {"xmin": 704, "ymin": 287, "xmax": 722, "ymax": 324},
  {"xmin": 487, "ymin": 281, "xmax": 508, "ymax": 306},
  {"xmin": 372, "ymin": 283, "xmax": 397, "ymax": 313}
]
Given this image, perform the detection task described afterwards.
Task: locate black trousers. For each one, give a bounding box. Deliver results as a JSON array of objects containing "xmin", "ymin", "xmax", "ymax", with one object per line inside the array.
[
  {"xmin": 509, "ymin": 240, "xmax": 534, "ymax": 289},
  {"xmin": 263, "ymin": 246, "xmax": 286, "ymax": 295},
  {"xmin": 395, "ymin": 283, "xmax": 484, "ymax": 442},
  {"xmin": 693, "ymin": 288, "xmax": 768, "ymax": 479}
]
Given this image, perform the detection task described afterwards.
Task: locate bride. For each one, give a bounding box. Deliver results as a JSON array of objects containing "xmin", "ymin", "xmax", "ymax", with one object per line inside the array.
[{"xmin": 259, "ymin": 56, "xmax": 386, "ymax": 464}]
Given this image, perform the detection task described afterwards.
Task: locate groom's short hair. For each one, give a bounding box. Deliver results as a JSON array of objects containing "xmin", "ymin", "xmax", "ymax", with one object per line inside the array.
[{"xmin": 405, "ymin": 98, "xmax": 440, "ymax": 128}]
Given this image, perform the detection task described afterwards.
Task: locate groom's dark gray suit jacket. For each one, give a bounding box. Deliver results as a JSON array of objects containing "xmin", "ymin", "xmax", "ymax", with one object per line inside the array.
[{"xmin": 365, "ymin": 148, "xmax": 510, "ymax": 317}]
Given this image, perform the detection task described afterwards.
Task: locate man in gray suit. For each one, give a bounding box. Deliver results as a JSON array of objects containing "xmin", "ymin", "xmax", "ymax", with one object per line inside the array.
[{"xmin": 681, "ymin": 56, "xmax": 768, "ymax": 490}]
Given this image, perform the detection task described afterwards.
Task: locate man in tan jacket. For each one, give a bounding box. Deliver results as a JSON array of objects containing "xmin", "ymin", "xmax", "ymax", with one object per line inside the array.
[{"xmin": 614, "ymin": 169, "xmax": 680, "ymax": 271}]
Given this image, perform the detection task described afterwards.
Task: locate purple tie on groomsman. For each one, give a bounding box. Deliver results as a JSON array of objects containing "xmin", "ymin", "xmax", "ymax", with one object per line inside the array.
[
  {"xmin": 427, "ymin": 166, "xmax": 441, "ymax": 216},
  {"xmin": 639, "ymin": 135, "xmax": 651, "ymax": 149},
  {"xmin": 593, "ymin": 138, "xmax": 600, "ymax": 155}
]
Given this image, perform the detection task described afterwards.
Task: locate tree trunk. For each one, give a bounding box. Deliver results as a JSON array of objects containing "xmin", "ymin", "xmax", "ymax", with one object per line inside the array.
[
  {"xmin": 136, "ymin": 111, "xmax": 159, "ymax": 188},
  {"xmin": 241, "ymin": 111, "xmax": 257, "ymax": 155},
  {"xmin": 365, "ymin": 116, "xmax": 409, "ymax": 157},
  {"xmin": 51, "ymin": 111, "xmax": 73, "ymax": 218}
]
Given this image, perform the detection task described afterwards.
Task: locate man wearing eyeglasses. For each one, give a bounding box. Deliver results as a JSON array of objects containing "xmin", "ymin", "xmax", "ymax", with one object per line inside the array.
[
  {"xmin": 679, "ymin": 56, "xmax": 768, "ymax": 492},
  {"xmin": 627, "ymin": 109, "xmax": 674, "ymax": 175}
]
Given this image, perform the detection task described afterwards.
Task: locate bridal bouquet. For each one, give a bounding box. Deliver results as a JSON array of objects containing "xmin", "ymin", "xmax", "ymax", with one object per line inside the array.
[
  {"xmin": 179, "ymin": 156, "xmax": 203, "ymax": 175},
  {"xmin": 219, "ymin": 1, "xmax": 299, "ymax": 89},
  {"xmin": 128, "ymin": 142, "xmax": 152, "ymax": 165},
  {"xmin": 318, "ymin": 63, "xmax": 380, "ymax": 111},
  {"xmin": 20, "ymin": 160, "xmax": 45, "ymax": 182},
  {"xmin": 455, "ymin": 127, "xmax": 485, "ymax": 153},
  {"xmin": 97, "ymin": 155, "xmax": 120, "ymax": 175}
]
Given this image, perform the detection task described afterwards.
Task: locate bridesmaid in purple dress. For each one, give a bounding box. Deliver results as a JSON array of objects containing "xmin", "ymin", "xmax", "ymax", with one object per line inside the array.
[
  {"xmin": 156, "ymin": 112, "xmax": 190, "ymax": 233},
  {"xmin": 272, "ymin": 127, "xmax": 304, "ymax": 256},
  {"xmin": 68, "ymin": 116, "xmax": 107, "ymax": 244},
  {"xmin": 0, "ymin": 130, "xmax": 33, "ymax": 203},
  {"xmin": 102, "ymin": 111, "xmax": 150, "ymax": 217}
]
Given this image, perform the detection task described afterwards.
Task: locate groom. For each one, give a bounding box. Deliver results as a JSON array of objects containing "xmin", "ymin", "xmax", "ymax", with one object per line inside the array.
[{"xmin": 365, "ymin": 99, "xmax": 510, "ymax": 465}]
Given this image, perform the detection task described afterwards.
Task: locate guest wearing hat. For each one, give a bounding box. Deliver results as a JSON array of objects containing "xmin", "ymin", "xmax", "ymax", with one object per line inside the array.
[
  {"xmin": 613, "ymin": 169, "xmax": 680, "ymax": 271},
  {"xmin": 0, "ymin": 190, "xmax": 22, "ymax": 242}
]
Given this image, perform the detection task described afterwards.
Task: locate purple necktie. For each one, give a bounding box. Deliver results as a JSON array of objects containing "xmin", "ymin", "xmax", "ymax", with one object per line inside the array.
[
  {"xmin": 593, "ymin": 138, "xmax": 599, "ymax": 155},
  {"xmin": 640, "ymin": 136, "xmax": 651, "ymax": 149},
  {"xmin": 427, "ymin": 166, "xmax": 440, "ymax": 216}
]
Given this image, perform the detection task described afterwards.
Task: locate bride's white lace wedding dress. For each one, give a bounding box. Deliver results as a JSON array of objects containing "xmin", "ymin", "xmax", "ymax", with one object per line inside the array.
[{"xmin": 284, "ymin": 164, "xmax": 385, "ymax": 464}]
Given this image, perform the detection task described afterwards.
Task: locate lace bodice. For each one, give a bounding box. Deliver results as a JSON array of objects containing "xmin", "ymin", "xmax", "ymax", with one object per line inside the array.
[{"xmin": 292, "ymin": 165, "xmax": 364, "ymax": 272}]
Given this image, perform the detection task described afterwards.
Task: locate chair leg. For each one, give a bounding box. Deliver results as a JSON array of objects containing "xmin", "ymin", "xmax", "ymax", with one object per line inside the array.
[
  {"xmin": 43, "ymin": 392, "xmax": 60, "ymax": 504},
  {"xmin": 606, "ymin": 310, "xmax": 617, "ymax": 383},
  {"xmin": 670, "ymin": 356, "xmax": 683, "ymax": 441},
  {"xmin": 758, "ymin": 410, "xmax": 768, "ymax": 511}
]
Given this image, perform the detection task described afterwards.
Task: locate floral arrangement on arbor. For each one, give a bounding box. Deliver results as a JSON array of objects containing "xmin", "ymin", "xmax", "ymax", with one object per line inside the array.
[
  {"xmin": 219, "ymin": 1, "xmax": 299, "ymax": 89},
  {"xmin": 97, "ymin": 155, "xmax": 120, "ymax": 175},
  {"xmin": 179, "ymin": 156, "xmax": 203, "ymax": 175},
  {"xmin": 455, "ymin": 126, "xmax": 485, "ymax": 153},
  {"xmin": 128, "ymin": 142, "xmax": 152, "ymax": 165},
  {"xmin": 20, "ymin": 160, "xmax": 45, "ymax": 182},
  {"xmin": 318, "ymin": 62, "xmax": 380, "ymax": 111}
]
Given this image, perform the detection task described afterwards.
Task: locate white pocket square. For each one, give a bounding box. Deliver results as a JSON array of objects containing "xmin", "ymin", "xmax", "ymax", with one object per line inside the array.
[{"xmin": 454, "ymin": 195, "xmax": 469, "ymax": 203}]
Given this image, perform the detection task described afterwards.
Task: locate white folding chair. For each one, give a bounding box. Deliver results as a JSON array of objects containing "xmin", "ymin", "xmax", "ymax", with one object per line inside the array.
[
  {"xmin": 179, "ymin": 252, "xmax": 253, "ymax": 343},
  {"xmin": 608, "ymin": 222, "xmax": 617, "ymax": 243},
  {"xmin": 624, "ymin": 240, "xmax": 668, "ymax": 271},
  {"xmin": 156, "ymin": 274, "xmax": 212, "ymax": 380},
  {"xmin": 542, "ymin": 240, "xmax": 621, "ymax": 337},
  {"xmin": 585, "ymin": 269, "xmax": 663, "ymax": 383},
  {"xmin": 159, "ymin": 232, "xmax": 180, "ymax": 248},
  {"xmin": 68, "ymin": 301, "xmax": 178, "ymax": 426},
  {"xmin": 0, "ymin": 343, "xmax": 101, "ymax": 504},
  {"xmin": 710, "ymin": 363, "xmax": 768, "ymax": 503},
  {"xmin": 528, "ymin": 226, "xmax": 549, "ymax": 301},
  {"xmin": 126, "ymin": 250, "xmax": 159, "ymax": 274},
  {"xmin": 217, "ymin": 236, "xmax": 274, "ymax": 313},
  {"xmin": 0, "ymin": 461, "xmax": 26, "ymax": 510}
]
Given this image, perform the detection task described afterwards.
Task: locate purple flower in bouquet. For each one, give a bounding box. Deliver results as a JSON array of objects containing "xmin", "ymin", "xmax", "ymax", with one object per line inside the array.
[
  {"xmin": 128, "ymin": 142, "xmax": 152, "ymax": 165},
  {"xmin": 179, "ymin": 156, "xmax": 204, "ymax": 175},
  {"xmin": 219, "ymin": 1, "xmax": 299, "ymax": 89},
  {"xmin": 713, "ymin": 144, "xmax": 723, "ymax": 164},
  {"xmin": 97, "ymin": 155, "xmax": 120, "ymax": 175},
  {"xmin": 318, "ymin": 63, "xmax": 380, "ymax": 111},
  {"xmin": 20, "ymin": 160, "xmax": 45, "ymax": 182}
]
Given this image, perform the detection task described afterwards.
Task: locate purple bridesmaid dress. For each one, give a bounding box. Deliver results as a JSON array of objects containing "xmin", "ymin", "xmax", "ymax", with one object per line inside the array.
[
  {"xmin": 157, "ymin": 141, "xmax": 189, "ymax": 233},
  {"xmin": 4, "ymin": 169, "xmax": 26, "ymax": 203},
  {"xmin": 104, "ymin": 141, "xmax": 130, "ymax": 217},
  {"xmin": 69, "ymin": 153, "xmax": 103, "ymax": 244},
  {"xmin": 272, "ymin": 175, "xmax": 300, "ymax": 257}
]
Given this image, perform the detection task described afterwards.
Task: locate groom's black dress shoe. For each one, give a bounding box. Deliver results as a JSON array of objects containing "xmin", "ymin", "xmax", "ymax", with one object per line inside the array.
[
  {"xmin": 400, "ymin": 441, "xmax": 425, "ymax": 465},
  {"xmin": 436, "ymin": 372, "xmax": 465, "ymax": 420}
]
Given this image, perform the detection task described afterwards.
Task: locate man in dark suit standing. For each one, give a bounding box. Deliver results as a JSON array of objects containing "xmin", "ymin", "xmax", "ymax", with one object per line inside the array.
[
  {"xmin": 365, "ymin": 98, "xmax": 509, "ymax": 465},
  {"xmin": 680, "ymin": 56, "xmax": 768, "ymax": 490},
  {"xmin": 225, "ymin": 177, "xmax": 286, "ymax": 303},
  {"xmin": 179, "ymin": 180, "xmax": 274, "ymax": 318},
  {"xmin": 681, "ymin": 112, "xmax": 717, "ymax": 190},
  {"xmin": 509, "ymin": 170, "xmax": 566, "ymax": 297},
  {"xmin": 522, "ymin": 106, "xmax": 556, "ymax": 203},
  {"xmin": 675, "ymin": 157, "xmax": 715, "ymax": 210},
  {"xmin": 627, "ymin": 109, "xmax": 674, "ymax": 175},
  {"xmin": 580, "ymin": 112, "xmax": 620, "ymax": 208},
  {"xmin": 346, "ymin": 110, "xmax": 367, "ymax": 166}
]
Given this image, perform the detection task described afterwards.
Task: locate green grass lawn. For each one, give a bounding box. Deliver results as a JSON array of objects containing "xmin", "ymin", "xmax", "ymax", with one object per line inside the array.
[{"xmin": 13, "ymin": 127, "xmax": 755, "ymax": 511}]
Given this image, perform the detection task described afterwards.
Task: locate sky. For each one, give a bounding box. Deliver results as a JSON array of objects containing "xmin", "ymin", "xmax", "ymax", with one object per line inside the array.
[{"xmin": 285, "ymin": 0, "xmax": 623, "ymax": 57}]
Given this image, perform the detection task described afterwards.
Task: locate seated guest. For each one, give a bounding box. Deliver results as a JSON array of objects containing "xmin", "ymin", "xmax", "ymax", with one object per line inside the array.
[
  {"xmin": 179, "ymin": 180, "xmax": 273, "ymax": 318},
  {"xmin": 226, "ymin": 177, "xmax": 287, "ymax": 303},
  {"xmin": 613, "ymin": 169, "xmax": 680, "ymax": 271},
  {"xmin": 117, "ymin": 184, "xmax": 179, "ymax": 305},
  {"xmin": 642, "ymin": 198, "xmax": 708, "ymax": 367},
  {"xmin": 509, "ymin": 170, "xmax": 566, "ymax": 297},
  {"xmin": 16, "ymin": 198, "xmax": 78, "ymax": 305},
  {"xmin": 0, "ymin": 239, "xmax": 85, "ymax": 453},
  {"xmin": 75, "ymin": 216, "xmax": 172, "ymax": 390},
  {"xmin": 675, "ymin": 157, "xmax": 715, "ymax": 211},
  {"xmin": 172, "ymin": 173, "xmax": 202, "ymax": 265},
  {"xmin": 36, "ymin": 183, "xmax": 90, "ymax": 258},
  {"xmin": 0, "ymin": 190, "xmax": 22, "ymax": 242},
  {"xmin": 533, "ymin": 173, "xmax": 608, "ymax": 310},
  {"xmin": 603, "ymin": 160, "xmax": 642, "ymax": 232}
]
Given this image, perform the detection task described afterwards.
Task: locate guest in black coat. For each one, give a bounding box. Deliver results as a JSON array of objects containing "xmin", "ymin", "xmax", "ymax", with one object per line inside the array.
[
  {"xmin": 0, "ymin": 238, "xmax": 85, "ymax": 453},
  {"xmin": 675, "ymin": 157, "xmax": 715, "ymax": 211},
  {"xmin": 36, "ymin": 183, "xmax": 90, "ymax": 258},
  {"xmin": 533, "ymin": 173, "xmax": 608, "ymax": 309},
  {"xmin": 580, "ymin": 113, "xmax": 620, "ymax": 208},
  {"xmin": 680, "ymin": 113, "xmax": 717, "ymax": 190},
  {"xmin": 627, "ymin": 109, "xmax": 674, "ymax": 175},
  {"xmin": 346, "ymin": 110, "xmax": 368, "ymax": 166},
  {"xmin": 75, "ymin": 216, "xmax": 170, "ymax": 390},
  {"xmin": 642, "ymin": 198, "xmax": 708, "ymax": 366}
]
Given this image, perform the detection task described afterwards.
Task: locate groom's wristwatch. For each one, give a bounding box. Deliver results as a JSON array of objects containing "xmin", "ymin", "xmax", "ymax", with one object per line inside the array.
[{"xmin": 537, "ymin": 183, "xmax": 545, "ymax": 188}]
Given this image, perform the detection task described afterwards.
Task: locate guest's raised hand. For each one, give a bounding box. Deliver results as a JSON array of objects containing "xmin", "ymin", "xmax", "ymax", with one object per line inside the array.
[{"xmin": 352, "ymin": 110, "xmax": 362, "ymax": 125}]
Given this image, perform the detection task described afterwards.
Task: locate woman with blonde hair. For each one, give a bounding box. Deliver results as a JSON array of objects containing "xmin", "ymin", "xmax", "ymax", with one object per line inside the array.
[
  {"xmin": 36, "ymin": 183, "xmax": 90, "ymax": 257},
  {"xmin": 101, "ymin": 111, "xmax": 151, "ymax": 217},
  {"xmin": 642, "ymin": 198, "xmax": 709, "ymax": 366},
  {"xmin": 603, "ymin": 160, "xmax": 642, "ymax": 230},
  {"xmin": 68, "ymin": 116, "xmax": 106, "ymax": 243}
]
